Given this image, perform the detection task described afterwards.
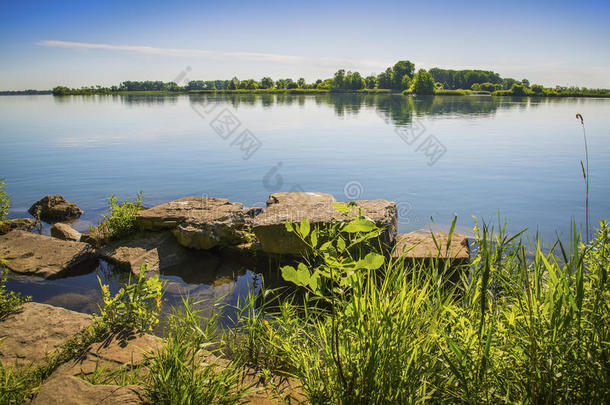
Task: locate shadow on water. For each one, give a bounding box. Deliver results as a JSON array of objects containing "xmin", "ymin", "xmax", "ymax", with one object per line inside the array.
[{"xmin": 2, "ymin": 249, "xmax": 290, "ymax": 331}]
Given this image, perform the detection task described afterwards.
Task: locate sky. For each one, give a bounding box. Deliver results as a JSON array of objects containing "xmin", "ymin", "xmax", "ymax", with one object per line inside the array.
[{"xmin": 1, "ymin": 0, "xmax": 609, "ymax": 90}]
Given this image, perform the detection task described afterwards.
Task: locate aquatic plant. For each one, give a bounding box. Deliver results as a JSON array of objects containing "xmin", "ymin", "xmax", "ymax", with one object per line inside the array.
[{"xmin": 576, "ymin": 113, "xmax": 590, "ymax": 242}]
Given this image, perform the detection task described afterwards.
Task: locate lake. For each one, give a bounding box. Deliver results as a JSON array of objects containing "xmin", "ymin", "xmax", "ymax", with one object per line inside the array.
[{"xmin": 1, "ymin": 94, "xmax": 609, "ymax": 318}]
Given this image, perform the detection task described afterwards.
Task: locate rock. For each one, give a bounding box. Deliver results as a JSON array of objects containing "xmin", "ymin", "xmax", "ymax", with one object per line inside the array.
[
  {"xmin": 0, "ymin": 218, "xmax": 37, "ymax": 235},
  {"xmin": 28, "ymin": 195, "xmax": 83, "ymax": 223},
  {"xmin": 0, "ymin": 302, "xmax": 92, "ymax": 368},
  {"xmin": 391, "ymin": 232, "xmax": 470, "ymax": 263},
  {"xmin": 244, "ymin": 206, "xmax": 263, "ymax": 219},
  {"xmin": 53, "ymin": 328, "xmax": 161, "ymax": 379},
  {"xmin": 252, "ymin": 192, "xmax": 398, "ymax": 255},
  {"xmin": 51, "ymin": 222, "xmax": 81, "ymax": 241},
  {"xmin": 98, "ymin": 231, "xmax": 216, "ymax": 276},
  {"xmin": 0, "ymin": 230, "xmax": 97, "ymax": 279},
  {"xmin": 32, "ymin": 375, "xmax": 146, "ymax": 405},
  {"xmin": 136, "ymin": 197, "xmax": 250, "ymax": 250}
]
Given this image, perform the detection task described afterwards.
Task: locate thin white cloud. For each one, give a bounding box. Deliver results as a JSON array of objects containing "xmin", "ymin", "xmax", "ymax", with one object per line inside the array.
[{"xmin": 38, "ymin": 40, "xmax": 389, "ymax": 70}]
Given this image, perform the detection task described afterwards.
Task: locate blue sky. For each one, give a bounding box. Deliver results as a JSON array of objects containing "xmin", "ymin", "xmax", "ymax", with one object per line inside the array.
[{"xmin": 1, "ymin": 0, "xmax": 609, "ymax": 90}]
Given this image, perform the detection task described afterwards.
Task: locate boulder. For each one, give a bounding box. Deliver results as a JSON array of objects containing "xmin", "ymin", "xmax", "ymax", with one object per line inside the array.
[
  {"xmin": 28, "ymin": 195, "xmax": 83, "ymax": 223},
  {"xmin": 98, "ymin": 231, "xmax": 216, "ymax": 276},
  {"xmin": 53, "ymin": 328, "xmax": 161, "ymax": 379},
  {"xmin": 0, "ymin": 230, "xmax": 97, "ymax": 279},
  {"xmin": 51, "ymin": 222, "xmax": 81, "ymax": 241},
  {"xmin": 31, "ymin": 375, "xmax": 146, "ymax": 405},
  {"xmin": 136, "ymin": 197, "xmax": 250, "ymax": 250},
  {"xmin": 0, "ymin": 302, "xmax": 92, "ymax": 368},
  {"xmin": 252, "ymin": 192, "xmax": 398, "ymax": 255},
  {"xmin": 391, "ymin": 231, "xmax": 470, "ymax": 263},
  {"xmin": 0, "ymin": 218, "xmax": 37, "ymax": 235}
]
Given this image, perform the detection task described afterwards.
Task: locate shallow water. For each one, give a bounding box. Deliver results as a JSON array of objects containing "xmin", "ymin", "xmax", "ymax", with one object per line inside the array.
[{"xmin": 1, "ymin": 94, "xmax": 609, "ymax": 316}]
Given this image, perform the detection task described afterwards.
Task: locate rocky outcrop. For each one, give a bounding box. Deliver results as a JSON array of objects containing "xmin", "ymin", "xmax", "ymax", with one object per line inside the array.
[
  {"xmin": 136, "ymin": 197, "xmax": 250, "ymax": 250},
  {"xmin": 0, "ymin": 230, "xmax": 97, "ymax": 279},
  {"xmin": 391, "ymin": 231, "xmax": 470, "ymax": 263},
  {"xmin": 252, "ymin": 192, "xmax": 398, "ymax": 255},
  {"xmin": 32, "ymin": 375, "xmax": 147, "ymax": 405},
  {"xmin": 28, "ymin": 195, "xmax": 83, "ymax": 223},
  {"xmin": 98, "ymin": 231, "xmax": 214, "ymax": 275},
  {"xmin": 0, "ymin": 302, "xmax": 92, "ymax": 368},
  {"xmin": 0, "ymin": 218, "xmax": 37, "ymax": 235},
  {"xmin": 51, "ymin": 222, "xmax": 81, "ymax": 241}
]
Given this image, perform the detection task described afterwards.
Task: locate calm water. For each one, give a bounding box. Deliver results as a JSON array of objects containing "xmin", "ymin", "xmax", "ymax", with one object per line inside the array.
[{"xmin": 1, "ymin": 94, "xmax": 609, "ymax": 316}]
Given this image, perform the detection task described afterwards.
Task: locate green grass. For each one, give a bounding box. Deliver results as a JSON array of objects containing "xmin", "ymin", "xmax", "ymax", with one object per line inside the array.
[
  {"xmin": 226, "ymin": 213, "xmax": 610, "ymax": 404},
  {"xmin": 88, "ymin": 191, "xmax": 144, "ymax": 245}
]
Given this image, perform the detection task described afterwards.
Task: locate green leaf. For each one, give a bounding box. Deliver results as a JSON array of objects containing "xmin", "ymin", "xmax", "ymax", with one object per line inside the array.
[
  {"xmin": 342, "ymin": 218, "xmax": 377, "ymax": 233},
  {"xmin": 310, "ymin": 229, "xmax": 318, "ymax": 248},
  {"xmin": 299, "ymin": 218, "xmax": 310, "ymax": 238},
  {"xmin": 284, "ymin": 221, "xmax": 294, "ymax": 233},
  {"xmin": 309, "ymin": 270, "xmax": 322, "ymax": 295},
  {"xmin": 337, "ymin": 236, "xmax": 346, "ymax": 252},
  {"xmin": 281, "ymin": 265, "xmax": 298, "ymax": 285},
  {"xmin": 358, "ymin": 252, "xmax": 385, "ymax": 270},
  {"xmin": 332, "ymin": 203, "xmax": 350, "ymax": 213}
]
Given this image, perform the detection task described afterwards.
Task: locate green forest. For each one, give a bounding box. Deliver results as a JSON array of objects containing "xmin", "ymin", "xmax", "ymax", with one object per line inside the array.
[{"xmin": 51, "ymin": 60, "xmax": 610, "ymax": 98}]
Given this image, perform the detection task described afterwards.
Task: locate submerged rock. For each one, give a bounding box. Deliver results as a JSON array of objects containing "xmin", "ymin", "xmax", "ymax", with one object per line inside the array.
[
  {"xmin": 98, "ymin": 231, "xmax": 216, "ymax": 275},
  {"xmin": 51, "ymin": 222, "xmax": 81, "ymax": 241},
  {"xmin": 391, "ymin": 231, "xmax": 470, "ymax": 263},
  {"xmin": 252, "ymin": 192, "xmax": 398, "ymax": 255},
  {"xmin": 0, "ymin": 217, "xmax": 37, "ymax": 235},
  {"xmin": 0, "ymin": 302, "xmax": 92, "ymax": 368},
  {"xmin": 136, "ymin": 197, "xmax": 250, "ymax": 250},
  {"xmin": 0, "ymin": 230, "xmax": 97, "ymax": 279},
  {"xmin": 28, "ymin": 195, "xmax": 83, "ymax": 223}
]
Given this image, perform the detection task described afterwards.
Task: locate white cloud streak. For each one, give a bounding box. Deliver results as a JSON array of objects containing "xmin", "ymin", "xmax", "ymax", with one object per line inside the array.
[{"xmin": 38, "ymin": 40, "xmax": 389, "ymax": 71}]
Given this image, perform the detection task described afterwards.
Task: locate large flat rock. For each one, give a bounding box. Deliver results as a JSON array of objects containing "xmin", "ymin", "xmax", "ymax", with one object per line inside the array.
[
  {"xmin": 0, "ymin": 230, "xmax": 97, "ymax": 279},
  {"xmin": 391, "ymin": 231, "xmax": 470, "ymax": 262},
  {"xmin": 53, "ymin": 328, "xmax": 161, "ymax": 379},
  {"xmin": 0, "ymin": 302, "xmax": 92, "ymax": 368},
  {"xmin": 98, "ymin": 231, "xmax": 211, "ymax": 275},
  {"xmin": 32, "ymin": 375, "xmax": 146, "ymax": 405},
  {"xmin": 136, "ymin": 197, "xmax": 249, "ymax": 250},
  {"xmin": 252, "ymin": 192, "xmax": 397, "ymax": 255}
]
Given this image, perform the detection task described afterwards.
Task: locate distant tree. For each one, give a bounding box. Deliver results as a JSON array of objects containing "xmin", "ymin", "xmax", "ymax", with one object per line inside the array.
[
  {"xmin": 412, "ymin": 69, "xmax": 435, "ymax": 95},
  {"xmin": 260, "ymin": 77, "xmax": 274, "ymax": 89},
  {"xmin": 228, "ymin": 77, "xmax": 240, "ymax": 90},
  {"xmin": 297, "ymin": 78, "xmax": 306, "ymax": 88},
  {"xmin": 314, "ymin": 79, "xmax": 323, "ymax": 88},
  {"xmin": 391, "ymin": 60, "xmax": 415, "ymax": 89},
  {"xmin": 521, "ymin": 79, "xmax": 530, "ymax": 88},
  {"xmin": 377, "ymin": 68, "xmax": 393, "ymax": 89},
  {"xmin": 332, "ymin": 69, "xmax": 346, "ymax": 90},
  {"xmin": 285, "ymin": 79, "xmax": 298, "ymax": 89},
  {"xmin": 52, "ymin": 86, "xmax": 71, "ymax": 96},
  {"xmin": 364, "ymin": 75, "xmax": 377, "ymax": 89},
  {"xmin": 401, "ymin": 74, "xmax": 412, "ymax": 91},
  {"xmin": 509, "ymin": 83, "xmax": 527, "ymax": 96},
  {"xmin": 531, "ymin": 84, "xmax": 544, "ymax": 94}
]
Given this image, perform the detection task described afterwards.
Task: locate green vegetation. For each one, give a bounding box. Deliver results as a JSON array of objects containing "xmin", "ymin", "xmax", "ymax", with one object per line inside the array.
[
  {"xmin": 51, "ymin": 59, "xmax": 610, "ymax": 98},
  {"xmin": 225, "ymin": 210, "xmax": 610, "ymax": 403},
  {"xmin": 145, "ymin": 298, "xmax": 248, "ymax": 404},
  {"xmin": 0, "ymin": 270, "xmax": 30, "ymax": 320},
  {"xmin": 90, "ymin": 191, "xmax": 144, "ymax": 244},
  {"xmin": 0, "ymin": 211, "xmax": 608, "ymax": 403},
  {"xmin": 0, "ymin": 179, "xmax": 9, "ymax": 225},
  {"xmin": 94, "ymin": 264, "xmax": 164, "ymax": 333}
]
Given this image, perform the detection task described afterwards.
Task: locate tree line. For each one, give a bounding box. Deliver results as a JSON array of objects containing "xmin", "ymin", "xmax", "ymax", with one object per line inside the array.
[{"xmin": 51, "ymin": 60, "xmax": 610, "ymax": 97}]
